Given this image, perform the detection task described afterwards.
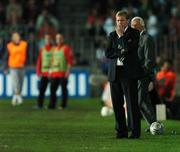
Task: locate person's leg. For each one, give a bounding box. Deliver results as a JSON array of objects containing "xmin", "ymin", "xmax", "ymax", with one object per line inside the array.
[
  {"xmin": 16, "ymin": 68, "xmax": 25, "ymax": 104},
  {"xmin": 10, "ymin": 68, "xmax": 19, "ymax": 105},
  {"xmin": 122, "ymin": 78, "xmax": 141, "ymax": 138},
  {"xmin": 110, "ymin": 81, "xmax": 128, "ymax": 138},
  {"xmin": 49, "ymin": 78, "xmax": 59, "ymax": 109},
  {"xmin": 104, "ymin": 99, "xmax": 113, "ymax": 108},
  {"xmin": 60, "ymin": 78, "xmax": 68, "ymax": 108},
  {"xmin": 138, "ymin": 78, "xmax": 156, "ymax": 126},
  {"xmin": 102, "ymin": 82, "xmax": 112, "ymax": 108},
  {"xmin": 37, "ymin": 76, "xmax": 49, "ymax": 108}
]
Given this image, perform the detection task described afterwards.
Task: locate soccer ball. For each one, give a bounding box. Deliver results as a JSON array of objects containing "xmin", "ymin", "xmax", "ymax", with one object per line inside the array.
[
  {"xmin": 150, "ymin": 122, "xmax": 164, "ymax": 135},
  {"xmin": 100, "ymin": 106, "xmax": 113, "ymax": 117}
]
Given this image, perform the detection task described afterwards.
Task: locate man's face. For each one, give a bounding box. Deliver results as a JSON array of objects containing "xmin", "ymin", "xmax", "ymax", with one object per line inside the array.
[
  {"xmin": 56, "ymin": 34, "xmax": 64, "ymax": 45},
  {"xmin": 116, "ymin": 15, "xmax": 128, "ymax": 31},
  {"xmin": 45, "ymin": 35, "xmax": 51, "ymax": 45},
  {"xmin": 131, "ymin": 19, "xmax": 141, "ymax": 31},
  {"xmin": 12, "ymin": 33, "xmax": 20, "ymax": 44},
  {"xmin": 162, "ymin": 62, "xmax": 170, "ymax": 71}
]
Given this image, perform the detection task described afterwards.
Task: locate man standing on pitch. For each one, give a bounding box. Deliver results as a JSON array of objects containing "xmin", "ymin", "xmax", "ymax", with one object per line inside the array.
[
  {"xmin": 105, "ymin": 10, "xmax": 143, "ymax": 139},
  {"xmin": 36, "ymin": 33, "xmax": 53, "ymax": 109},
  {"xmin": 4, "ymin": 32, "xmax": 28, "ymax": 106},
  {"xmin": 49, "ymin": 33, "xmax": 73, "ymax": 109},
  {"xmin": 131, "ymin": 17, "xmax": 157, "ymax": 131}
]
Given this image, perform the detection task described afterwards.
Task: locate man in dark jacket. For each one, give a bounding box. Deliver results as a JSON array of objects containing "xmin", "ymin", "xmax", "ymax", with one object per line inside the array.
[
  {"xmin": 105, "ymin": 10, "xmax": 143, "ymax": 139},
  {"xmin": 131, "ymin": 16, "xmax": 157, "ymax": 131}
]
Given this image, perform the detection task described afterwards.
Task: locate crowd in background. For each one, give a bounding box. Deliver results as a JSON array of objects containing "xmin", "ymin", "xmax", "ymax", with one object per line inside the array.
[
  {"xmin": 0, "ymin": 0, "xmax": 59, "ymax": 66},
  {"xmin": 87, "ymin": 0, "xmax": 180, "ymax": 38},
  {"xmin": 0, "ymin": 0, "xmax": 180, "ymax": 68},
  {"xmin": 87, "ymin": 0, "xmax": 180, "ymax": 73}
]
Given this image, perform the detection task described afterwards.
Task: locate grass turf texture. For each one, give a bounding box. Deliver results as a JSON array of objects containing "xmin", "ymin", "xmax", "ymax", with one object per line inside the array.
[{"xmin": 0, "ymin": 98, "xmax": 180, "ymax": 152}]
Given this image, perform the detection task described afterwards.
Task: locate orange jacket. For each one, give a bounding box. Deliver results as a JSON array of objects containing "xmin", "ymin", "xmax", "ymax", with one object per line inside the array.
[
  {"xmin": 7, "ymin": 40, "xmax": 27, "ymax": 68},
  {"xmin": 156, "ymin": 70, "xmax": 176, "ymax": 102}
]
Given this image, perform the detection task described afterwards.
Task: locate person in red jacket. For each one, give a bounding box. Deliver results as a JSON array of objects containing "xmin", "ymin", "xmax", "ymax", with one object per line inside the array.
[
  {"xmin": 156, "ymin": 60, "xmax": 176, "ymax": 116},
  {"xmin": 48, "ymin": 33, "xmax": 73, "ymax": 109},
  {"xmin": 36, "ymin": 33, "xmax": 53, "ymax": 109}
]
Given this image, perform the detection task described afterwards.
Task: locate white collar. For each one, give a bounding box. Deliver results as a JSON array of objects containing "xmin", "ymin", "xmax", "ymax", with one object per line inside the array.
[{"xmin": 124, "ymin": 26, "xmax": 128, "ymax": 32}]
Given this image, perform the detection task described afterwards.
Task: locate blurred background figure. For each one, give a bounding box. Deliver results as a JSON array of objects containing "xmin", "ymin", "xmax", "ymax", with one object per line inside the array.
[
  {"xmin": 100, "ymin": 82, "xmax": 114, "ymax": 117},
  {"xmin": 6, "ymin": 0, "xmax": 22, "ymax": 23},
  {"xmin": 89, "ymin": 74, "xmax": 127, "ymax": 117},
  {"xmin": 4, "ymin": 32, "xmax": 27, "ymax": 106},
  {"xmin": 100, "ymin": 82, "xmax": 127, "ymax": 118},
  {"xmin": 49, "ymin": 33, "xmax": 73, "ymax": 109},
  {"xmin": 103, "ymin": 9, "xmax": 115, "ymax": 36},
  {"xmin": 156, "ymin": 59, "xmax": 177, "ymax": 117},
  {"xmin": 146, "ymin": 10, "xmax": 159, "ymax": 38},
  {"xmin": 36, "ymin": 9, "xmax": 59, "ymax": 36},
  {"xmin": 36, "ymin": 33, "xmax": 53, "ymax": 109},
  {"xmin": 95, "ymin": 39, "xmax": 109, "ymax": 75}
]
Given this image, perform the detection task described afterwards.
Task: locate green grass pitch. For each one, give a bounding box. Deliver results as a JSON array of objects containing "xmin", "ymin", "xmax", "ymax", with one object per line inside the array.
[{"xmin": 0, "ymin": 98, "xmax": 180, "ymax": 152}]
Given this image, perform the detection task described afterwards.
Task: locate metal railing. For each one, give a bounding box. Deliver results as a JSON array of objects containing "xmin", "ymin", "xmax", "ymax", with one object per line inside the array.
[{"xmin": 1, "ymin": 24, "xmax": 180, "ymax": 72}]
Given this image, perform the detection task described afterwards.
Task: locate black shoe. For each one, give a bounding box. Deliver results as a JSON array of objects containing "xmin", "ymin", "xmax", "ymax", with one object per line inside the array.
[
  {"xmin": 128, "ymin": 135, "xmax": 140, "ymax": 139},
  {"xmin": 116, "ymin": 133, "xmax": 128, "ymax": 139}
]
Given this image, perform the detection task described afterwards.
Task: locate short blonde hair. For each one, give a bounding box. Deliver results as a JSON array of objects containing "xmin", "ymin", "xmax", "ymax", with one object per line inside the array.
[{"xmin": 116, "ymin": 10, "xmax": 129, "ymax": 19}]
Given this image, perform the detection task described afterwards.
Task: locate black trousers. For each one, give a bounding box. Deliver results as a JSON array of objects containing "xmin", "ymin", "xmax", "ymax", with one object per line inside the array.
[
  {"xmin": 37, "ymin": 76, "xmax": 49, "ymax": 107},
  {"xmin": 49, "ymin": 77, "xmax": 68, "ymax": 108},
  {"xmin": 110, "ymin": 67, "xmax": 141, "ymax": 137},
  {"xmin": 138, "ymin": 77, "xmax": 156, "ymax": 126}
]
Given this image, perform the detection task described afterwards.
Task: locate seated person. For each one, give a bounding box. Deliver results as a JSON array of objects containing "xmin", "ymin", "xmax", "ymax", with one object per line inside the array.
[{"xmin": 156, "ymin": 60, "xmax": 176, "ymax": 117}]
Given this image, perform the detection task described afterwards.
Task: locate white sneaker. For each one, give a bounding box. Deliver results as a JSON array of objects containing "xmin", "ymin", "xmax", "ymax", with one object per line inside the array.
[
  {"xmin": 17, "ymin": 95, "xmax": 23, "ymax": 105},
  {"xmin": 12, "ymin": 95, "xmax": 18, "ymax": 106}
]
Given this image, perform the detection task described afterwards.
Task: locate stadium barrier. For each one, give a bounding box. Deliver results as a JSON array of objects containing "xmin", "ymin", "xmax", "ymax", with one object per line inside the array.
[{"xmin": 0, "ymin": 68, "xmax": 89, "ymax": 98}]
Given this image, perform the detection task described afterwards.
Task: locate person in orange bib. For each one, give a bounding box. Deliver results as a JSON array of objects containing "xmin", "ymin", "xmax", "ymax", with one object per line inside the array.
[
  {"xmin": 4, "ymin": 32, "xmax": 28, "ymax": 106},
  {"xmin": 48, "ymin": 33, "xmax": 73, "ymax": 109},
  {"xmin": 36, "ymin": 33, "xmax": 53, "ymax": 109}
]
